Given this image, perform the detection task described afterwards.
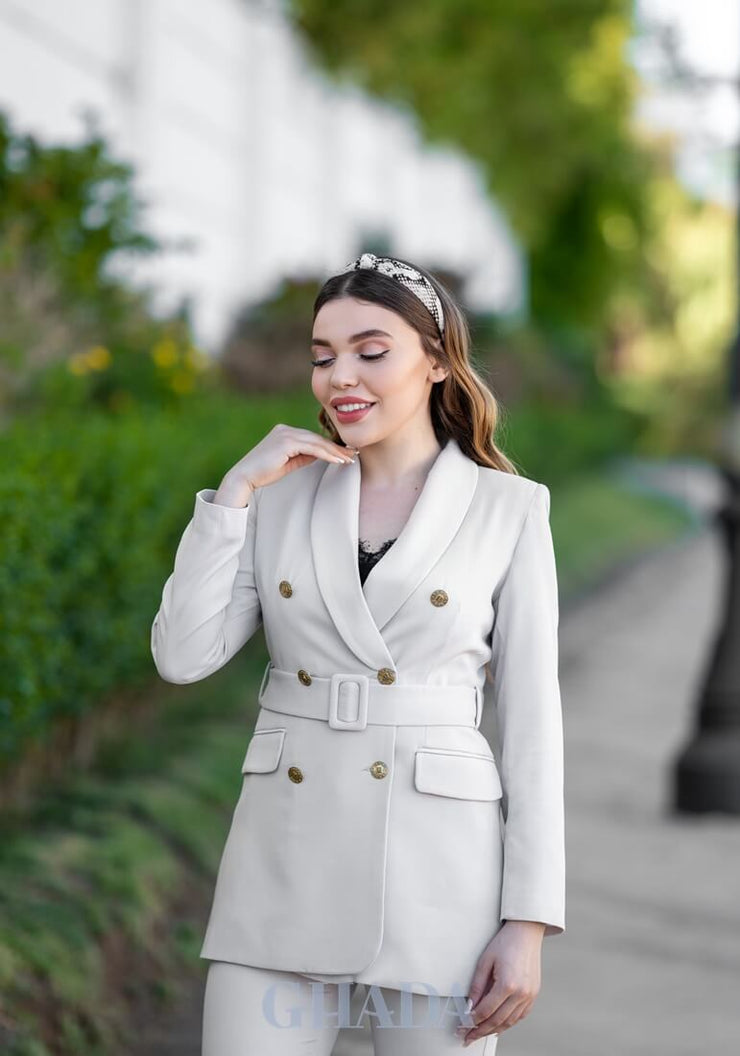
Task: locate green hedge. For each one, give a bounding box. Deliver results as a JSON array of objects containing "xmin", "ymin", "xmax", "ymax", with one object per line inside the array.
[
  {"xmin": 500, "ymin": 392, "xmax": 642, "ymax": 484},
  {"xmin": 0, "ymin": 393, "xmax": 320, "ymax": 768}
]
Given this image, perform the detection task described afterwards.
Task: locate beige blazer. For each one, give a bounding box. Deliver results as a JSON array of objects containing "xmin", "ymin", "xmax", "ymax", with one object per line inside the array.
[{"xmin": 150, "ymin": 436, "xmax": 565, "ymax": 997}]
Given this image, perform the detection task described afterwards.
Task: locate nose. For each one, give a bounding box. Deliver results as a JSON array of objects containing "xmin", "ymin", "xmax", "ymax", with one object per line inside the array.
[
  {"xmin": 328, "ymin": 357, "xmax": 359, "ymax": 381},
  {"xmin": 327, "ymin": 363, "xmax": 361, "ymax": 389}
]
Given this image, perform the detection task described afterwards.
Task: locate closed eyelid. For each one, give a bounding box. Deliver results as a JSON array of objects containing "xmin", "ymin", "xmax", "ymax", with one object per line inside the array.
[
  {"xmin": 311, "ymin": 350, "xmax": 389, "ymax": 366},
  {"xmin": 311, "ymin": 341, "xmax": 388, "ymax": 353}
]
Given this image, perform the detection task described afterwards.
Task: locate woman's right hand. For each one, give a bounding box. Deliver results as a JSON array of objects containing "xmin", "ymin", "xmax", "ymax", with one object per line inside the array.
[{"xmin": 213, "ymin": 424, "xmax": 357, "ymax": 508}]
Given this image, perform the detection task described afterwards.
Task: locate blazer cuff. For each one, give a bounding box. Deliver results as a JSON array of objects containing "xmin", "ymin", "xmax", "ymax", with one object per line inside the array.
[
  {"xmin": 501, "ymin": 914, "xmax": 565, "ymax": 938},
  {"xmin": 192, "ymin": 488, "xmax": 251, "ymax": 540}
]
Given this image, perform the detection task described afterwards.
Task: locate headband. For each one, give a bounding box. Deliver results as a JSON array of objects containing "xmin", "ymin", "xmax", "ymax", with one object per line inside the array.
[{"xmin": 339, "ymin": 252, "xmax": 445, "ymax": 337}]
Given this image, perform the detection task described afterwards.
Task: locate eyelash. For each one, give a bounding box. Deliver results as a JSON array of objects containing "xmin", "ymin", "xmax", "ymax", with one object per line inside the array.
[{"xmin": 310, "ymin": 351, "xmax": 389, "ymax": 368}]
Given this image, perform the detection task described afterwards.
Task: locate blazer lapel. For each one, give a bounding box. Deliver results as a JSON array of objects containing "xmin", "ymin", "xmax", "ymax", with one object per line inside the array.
[{"xmin": 310, "ymin": 436, "xmax": 479, "ymax": 671}]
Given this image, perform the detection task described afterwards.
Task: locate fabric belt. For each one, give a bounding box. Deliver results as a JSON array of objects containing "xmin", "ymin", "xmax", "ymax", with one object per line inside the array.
[{"xmin": 257, "ymin": 663, "xmax": 482, "ymax": 731}]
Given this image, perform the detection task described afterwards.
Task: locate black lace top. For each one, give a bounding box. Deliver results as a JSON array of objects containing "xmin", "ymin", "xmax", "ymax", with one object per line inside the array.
[{"xmin": 358, "ymin": 538, "xmax": 397, "ymax": 585}]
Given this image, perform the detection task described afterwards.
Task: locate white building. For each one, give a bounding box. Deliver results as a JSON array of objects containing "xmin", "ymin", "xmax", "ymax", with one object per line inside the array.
[{"xmin": 0, "ymin": 0, "xmax": 526, "ymax": 350}]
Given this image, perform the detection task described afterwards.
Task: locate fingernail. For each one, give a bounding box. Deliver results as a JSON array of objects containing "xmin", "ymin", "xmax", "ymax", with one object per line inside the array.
[{"xmin": 465, "ymin": 998, "xmax": 473, "ymax": 1013}]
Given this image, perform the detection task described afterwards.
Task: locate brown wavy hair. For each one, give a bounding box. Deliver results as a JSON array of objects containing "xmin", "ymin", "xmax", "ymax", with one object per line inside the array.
[{"xmin": 313, "ymin": 255, "xmax": 519, "ymax": 474}]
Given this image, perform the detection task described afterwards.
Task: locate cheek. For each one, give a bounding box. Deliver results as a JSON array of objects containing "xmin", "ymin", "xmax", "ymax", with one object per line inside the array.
[
  {"xmin": 371, "ymin": 362, "xmax": 413, "ymax": 401},
  {"xmin": 379, "ymin": 365, "xmax": 425, "ymax": 407},
  {"xmin": 311, "ymin": 372, "xmax": 324, "ymax": 400}
]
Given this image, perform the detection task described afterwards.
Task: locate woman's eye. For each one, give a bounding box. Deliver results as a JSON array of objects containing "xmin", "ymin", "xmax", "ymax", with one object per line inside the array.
[{"xmin": 311, "ymin": 351, "xmax": 389, "ymax": 368}]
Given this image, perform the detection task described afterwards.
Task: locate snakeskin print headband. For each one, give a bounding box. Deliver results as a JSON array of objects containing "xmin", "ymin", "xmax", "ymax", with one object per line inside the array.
[{"xmin": 339, "ymin": 252, "xmax": 445, "ymax": 337}]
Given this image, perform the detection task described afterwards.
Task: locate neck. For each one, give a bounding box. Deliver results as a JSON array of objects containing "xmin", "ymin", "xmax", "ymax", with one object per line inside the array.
[{"xmin": 355, "ymin": 430, "xmax": 445, "ymax": 490}]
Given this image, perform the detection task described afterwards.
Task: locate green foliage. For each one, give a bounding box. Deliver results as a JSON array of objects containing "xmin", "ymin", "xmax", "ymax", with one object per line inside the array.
[
  {"xmin": 548, "ymin": 469, "xmax": 696, "ymax": 597},
  {"xmin": 0, "ymin": 393, "xmax": 311, "ymax": 768},
  {"xmin": 471, "ymin": 313, "xmax": 648, "ymax": 479},
  {"xmin": 288, "ymin": 0, "xmax": 656, "ymax": 332},
  {"xmin": 0, "ymin": 109, "xmax": 213, "ymax": 417},
  {"xmin": 504, "ymin": 392, "xmax": 642, "ymax": 483},
  {"xmin": 0, "ymin": 109, "xmax": 157, "ymax": 298},
  {"xmin": 219, "ymin": 274, "xmax": 324, "ymax": 393},
  {"xmin": 27, "ymin": 309, "xmax": 219, "ymax": 416},
  {"xmin": 0, "ymin": 645, "xmax": 269, "ymax": 1056}
]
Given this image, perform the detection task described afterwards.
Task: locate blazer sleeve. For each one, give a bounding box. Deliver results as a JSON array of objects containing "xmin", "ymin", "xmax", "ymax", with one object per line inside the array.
[
  {"xmin": 150, "ymin": 487, "xmax": 263, "ymax": 684},
  {"xmin": 489, "ymin": 482, "xmax": 565, "ymax": 937}
]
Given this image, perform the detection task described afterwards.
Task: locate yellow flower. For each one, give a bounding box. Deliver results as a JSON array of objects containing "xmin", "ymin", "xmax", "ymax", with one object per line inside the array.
[
  {"xmin": 151, "ymin": 337, "xmax": 179, "ymax": 368},
  {"xmin": 86, "ymin": 345, "xmax": 112, "ymax": 370}
]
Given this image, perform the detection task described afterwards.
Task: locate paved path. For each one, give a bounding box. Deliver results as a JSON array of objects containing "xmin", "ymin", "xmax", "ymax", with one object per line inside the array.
[
  {"xmin": 142, "ymin": 460, "xmax": 740, "ymax": 1054},
  {"xmin": 494, "ymin": 521, "xmax": 740, "ymax": 1056}
]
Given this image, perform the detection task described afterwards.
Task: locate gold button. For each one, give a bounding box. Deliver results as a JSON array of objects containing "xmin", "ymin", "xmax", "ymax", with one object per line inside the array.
[
  {"xmin": 377, "ymin": 668, "xmax": 396, "ymax": 685},
  {"xmin": 430, "ymin": 589, "xmax": 448, "ymax": 607},
  {"xmin": 369, "ymin": 760, "xmax": 389, "ymax": 779},
  {"xmin": 288, "ymin": 766, "xmax": 303, "ymax": 783},
  {"xmin": 279, "ymin": 580, "xmax": 293, "ymax": 598},
  {"xmin": 297, "ymin": 669, "xmax": 312, "ymax": 686}
]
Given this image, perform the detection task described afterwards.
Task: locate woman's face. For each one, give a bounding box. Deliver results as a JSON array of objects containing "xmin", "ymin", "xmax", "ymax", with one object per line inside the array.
[{"xmin": 311, "ymin": 297, "xmax": 448, "ymax": 449}]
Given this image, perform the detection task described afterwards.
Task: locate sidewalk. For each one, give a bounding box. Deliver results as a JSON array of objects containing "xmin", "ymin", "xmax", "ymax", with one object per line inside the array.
[{"xmin": 490, "ymin": 519, "xmax": 740, "ymax": 1056}]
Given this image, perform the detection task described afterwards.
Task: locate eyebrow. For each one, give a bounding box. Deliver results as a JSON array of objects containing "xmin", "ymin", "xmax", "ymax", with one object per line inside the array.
[{"xmin": 310, "ymin": 329, "xmax": 394, "ymax": 349}]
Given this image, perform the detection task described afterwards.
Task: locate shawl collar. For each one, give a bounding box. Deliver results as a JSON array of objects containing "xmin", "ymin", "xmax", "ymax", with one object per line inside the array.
[{"xmin": 309, "ymin": 436, "xmax": 479, "ymax": 671}]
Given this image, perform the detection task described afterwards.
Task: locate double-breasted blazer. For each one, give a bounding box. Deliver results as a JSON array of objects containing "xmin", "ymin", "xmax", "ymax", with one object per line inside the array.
[{"xmin": 150, "ymin": 435, "xmax": 565, "ymax": 998}]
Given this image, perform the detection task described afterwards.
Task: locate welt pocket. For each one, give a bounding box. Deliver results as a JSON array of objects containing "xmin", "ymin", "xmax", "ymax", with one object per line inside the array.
[
  {"xmin": 241, "ymin": 728, "xmax": 286, "ymax": 774},
  {"xmin": 414, "ymin": 747, "xmax": 503, "ymax": 802}
]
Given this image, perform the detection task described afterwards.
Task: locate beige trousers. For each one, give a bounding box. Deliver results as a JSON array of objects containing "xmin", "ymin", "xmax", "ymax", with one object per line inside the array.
[{"xmin": 201, "ymin": 961, "xmax": 499, "ymax": 1055}]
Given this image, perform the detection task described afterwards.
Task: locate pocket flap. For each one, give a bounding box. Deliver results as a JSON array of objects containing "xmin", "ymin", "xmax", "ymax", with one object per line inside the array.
[
  {"xmin": 241, "ymin": 728, "xmax": 286, "ymax": 774},
  {"xmin": 414, "ymin": 748, "xmax": 503, "ymax": 801}
]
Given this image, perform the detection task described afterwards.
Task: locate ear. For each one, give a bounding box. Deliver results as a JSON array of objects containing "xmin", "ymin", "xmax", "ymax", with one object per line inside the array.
[
  {"xmin": 425, "ymin": 337, "xmax": 449, "ymax": 383},
  {"xmin": 429, "ymin": 360, "xmax": 450, "ymax": 384}
]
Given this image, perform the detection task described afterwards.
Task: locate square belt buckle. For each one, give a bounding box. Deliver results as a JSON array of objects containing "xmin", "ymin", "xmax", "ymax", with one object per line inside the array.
[{"xmin": 328, "ymin": 673, "xmax": 369, "ymax": 731}]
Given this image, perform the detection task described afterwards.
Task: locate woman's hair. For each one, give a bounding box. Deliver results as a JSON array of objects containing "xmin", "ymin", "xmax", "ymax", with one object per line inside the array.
[{"xmin": 312, "ymin": 255, "xmax": 519, "ymax": 474}]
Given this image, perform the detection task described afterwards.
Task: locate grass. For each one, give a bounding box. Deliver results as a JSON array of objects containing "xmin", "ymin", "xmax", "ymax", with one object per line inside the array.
[
  {"xmin": 0, "ymin": 645, "xmax": 269, "ymax": 1056},
  {"xmin": 0, "ymin": 465, "xmax": 699, "ymax": 1054},
  {"xmin": 552, "ymin": 466, "xmax": 697, "ymax": 602}
]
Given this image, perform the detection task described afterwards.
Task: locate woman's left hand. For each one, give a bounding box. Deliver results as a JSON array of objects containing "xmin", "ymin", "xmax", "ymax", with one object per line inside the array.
[{"xmin": 457, "ymin": 920, "xmax": 546, "ymax": 1046}]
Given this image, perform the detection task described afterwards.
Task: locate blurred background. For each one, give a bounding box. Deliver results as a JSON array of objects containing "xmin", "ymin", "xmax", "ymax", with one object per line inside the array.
[{"xmin": 0, "ymin": 0, "xmax": 738, "ymax": 1053}]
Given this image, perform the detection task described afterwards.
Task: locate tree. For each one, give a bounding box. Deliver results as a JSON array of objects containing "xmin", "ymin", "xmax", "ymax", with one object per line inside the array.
[{"xmin": 289, "ymin": 0, "xmax": 656, "ymax": 336}]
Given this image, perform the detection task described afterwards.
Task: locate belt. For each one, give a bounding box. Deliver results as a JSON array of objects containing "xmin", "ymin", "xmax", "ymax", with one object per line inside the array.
[{"xmin": 257, "ymin": 663, "xmax": 482, "ymax": 731}]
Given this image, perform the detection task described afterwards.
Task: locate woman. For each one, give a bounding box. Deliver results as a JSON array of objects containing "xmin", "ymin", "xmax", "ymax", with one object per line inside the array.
[{"xmin": 151, "ymin": 253, "xmax": 565, "ymax": 1054}]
